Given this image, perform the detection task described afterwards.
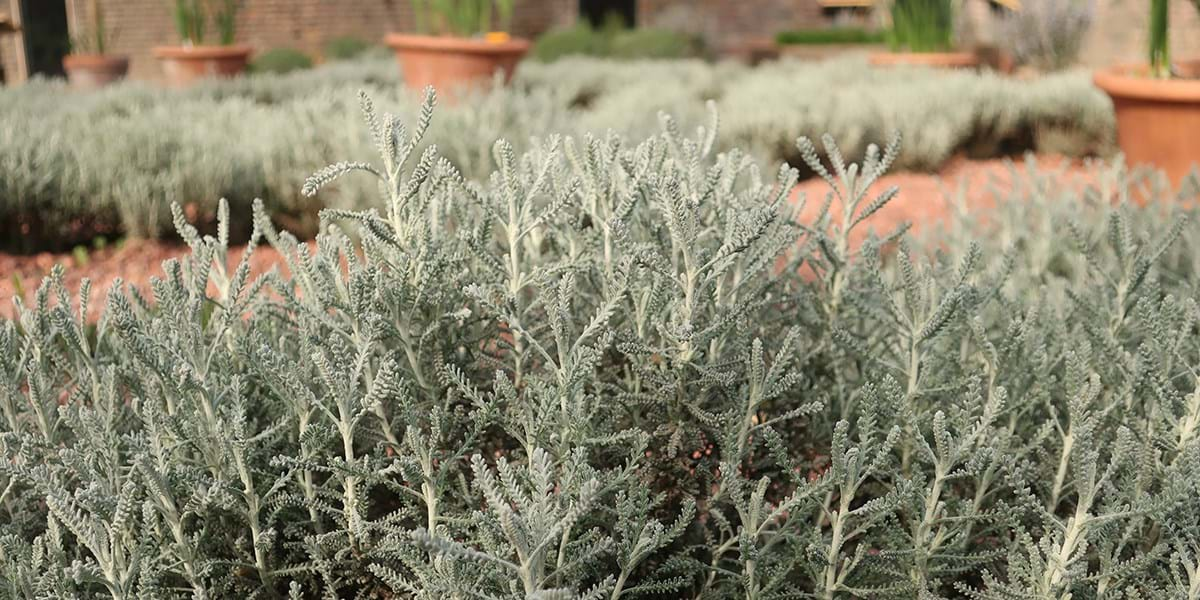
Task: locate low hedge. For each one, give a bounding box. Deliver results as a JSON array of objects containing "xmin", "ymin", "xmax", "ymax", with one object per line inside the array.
[
  {"xmin": 775, "ymin": 27, "xmax": 887, "ymax": 45},
  {"xmin": 0, "ymin": 55, "xmax": 1115, "ymax": 245},
  {"xmin": 532, "ymin": 24, "xmax": 705, "ymax": 62},
  {"xmin": 249, "ymin": 48, "xmax": 314, "ymax": 74}
]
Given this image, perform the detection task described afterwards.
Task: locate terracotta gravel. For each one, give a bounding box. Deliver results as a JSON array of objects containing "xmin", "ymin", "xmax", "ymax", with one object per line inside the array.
[{"xmin": 0, "ymin": 155, "xmax": 1092, "ymax": 322}]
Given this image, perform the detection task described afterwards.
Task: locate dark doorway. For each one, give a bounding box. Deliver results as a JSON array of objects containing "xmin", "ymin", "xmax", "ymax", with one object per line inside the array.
[
  {"xmin": 22, "ymin": 0, "xmax": 70, "ymax": 78},
  {"xmin": 580, "ymin": 0, "xmax": 636, "ymax": 28}
]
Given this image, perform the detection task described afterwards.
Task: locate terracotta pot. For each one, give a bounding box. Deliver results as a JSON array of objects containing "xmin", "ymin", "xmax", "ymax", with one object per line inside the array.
[
  {"xmin": 383, "ymin": 33, "xmax": 530, "ymax": 98},
  {"xmin": 152, "ymin": 44, "xmax": 253, "ymax": 87},
  {"xmin": 62, "ymin": 54, "xmax": 130, "ymax": 89},
  {"xmin": 1093, "ymin": 61, "xmax": 1200, "ymax": 187},
  {"xmin": 868, "ymin": 51, "xmax": 980, "ymax": 68}
]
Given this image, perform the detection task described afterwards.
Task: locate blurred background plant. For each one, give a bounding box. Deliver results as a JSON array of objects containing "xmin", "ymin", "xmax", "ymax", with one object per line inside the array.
[
  {"xmin": 411, "ymin": 0, "xmax": 515, "ymax": 36},
  {"xmin": 998, "ymin": 0, "xmax": 1093, "ymax": 72},
  {"xmin": 886, "ymin": 0, "xmax": 957, "ymax": 52},
  {"xmin": 249, "ymin": 47, "xmax": 313, "ymax": 73},
  {"xmin": 323, "ymin": 35, "xmax": 373, "ymax": 60},
  {"xmin": 213, "ymin": 0, "xmax": 241, "ymax": 44},
  {"xmin": 171, "ymin": 0, "xmax": 206, "ymax": 45},
  {"xmin": 775, "ymin": 26, "xmax": 887, "ymax": 46},
  {"xmin": 532, "ymin": 13, "xmax": 703, "ymax": 61},
  {"xmin": 69, "ymin": 0, "xmax": 111, "ymax": 54},
  {"xmin": 170, "ymin": 0, "xmax": 242, "ymax": 45},
  {"xmin": 0, "ymin": 53, "xmax": 1113, "ymax": 248}
]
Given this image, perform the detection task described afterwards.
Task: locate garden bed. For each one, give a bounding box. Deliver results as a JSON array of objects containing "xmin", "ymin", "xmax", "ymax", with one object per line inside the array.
[
  {"xmin": 1, "ymin": 92, "xmax": 1197, "ymax": 597},
  {"xmin": 0, "ymin": 55, "xmax": 1114, "ymax": 247},
  {"xmin": 0, "ymin": 154, "xmax": 1100, "ymax": 322}
]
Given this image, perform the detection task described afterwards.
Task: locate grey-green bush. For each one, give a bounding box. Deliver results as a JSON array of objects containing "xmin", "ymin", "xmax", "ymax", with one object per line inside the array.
[
  {"xmin": 249, "ymin": 48, "xmax": 314, "ymax": 74},
  {"xmin": 324, "ymin": 35, "xmax": 373, "ymax": 61},
  {"xmin": 2, "ymin": 89, "xmax": 1200, "ymax": 598},
  {"xmin": 531, "ymin": 23, "xmax": 611, "ymax": 61},
  {"xmin": 606, "ymin": 28, "xmax": 705, "ymax": 60},
  {"xmin": 0, "ymin": 55, "xmax": 1114, "ymax": 244},
  {"xmin": 532, "ymin": 23, "xmax": 703, "ymax": 62}
]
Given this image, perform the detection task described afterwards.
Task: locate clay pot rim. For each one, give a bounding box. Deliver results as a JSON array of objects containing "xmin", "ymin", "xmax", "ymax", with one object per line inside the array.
[
  {"xmin": 868, "ymin": 51, "xmax": 980, "ymax": 67},
  {"xmin": 152, "ymin": 44, "xmax": 254, "ymax": 59},
  {"xmin": 1094, "ymin": 62, "xmax": 1200, "ymax": 103},
  {"xmin": 384, "ymin": 33, "xmax": 531, "ymax": 55},
  {"xmin": 63, "ymin": 53, "xmax": 130, "ymax": 67}
]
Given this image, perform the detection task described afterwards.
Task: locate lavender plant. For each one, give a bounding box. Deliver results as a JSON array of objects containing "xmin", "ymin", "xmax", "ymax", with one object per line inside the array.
[
  {"xmin": 0, "ymin": 91, "xmax": 1197, "ymax": 599},
  {"xmin": 0, "ymin": 55, "xmax": 1114, "ymax": 246},
  {"xmin": 998, "ymin": 0, "xmax": 1094, "ymax": 71}
]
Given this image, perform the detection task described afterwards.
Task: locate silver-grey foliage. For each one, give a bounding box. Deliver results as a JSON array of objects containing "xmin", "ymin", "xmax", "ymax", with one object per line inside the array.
[
  {"xmin": 0, "ymin": 55, "xmax": 1113, "ymax": 242},
  {"xmin": 999, "ymin": 0, "xmax": 1095, "ymax": 72},
  {"xmin": 0, "ymin": 91, "xmax": 1195, "ymax": 599}
]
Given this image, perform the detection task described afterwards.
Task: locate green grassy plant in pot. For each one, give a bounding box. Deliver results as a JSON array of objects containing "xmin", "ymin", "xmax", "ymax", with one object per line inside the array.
[
  {"xmin": 1093, "ymin": 0, "xmax": 1200, "ymax": 187},
  {"xmin": 385, "ymin": 0, "xmax": 529, "ymax": 97},
  {"xmin": 871, "ymin": 0, "xmax": 979, "ymax": 68},
  {"xmin": 62, "ymin": 0, "xmax": 129, "ymax": 89},
  {"xmin": 774, "ymin": 27, "xmax": 887, "ymax": 62},
  {"xmin": 153, "ymin": 0, "xmax": 252, "ymax": 87}
]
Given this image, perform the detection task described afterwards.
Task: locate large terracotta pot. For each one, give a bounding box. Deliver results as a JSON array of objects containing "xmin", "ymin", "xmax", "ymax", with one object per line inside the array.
[
  {"xmin": 62, "ymin": 54, "xmax": 129, "ymax": 90},
  {"xmin": 1093, "ymin": 61, "xmax": 1200, "ymax": 187},
  {"xmin": 383, "ymin": 33, "xmax": 530, "ymax": 97},
  {"xmin": 868, "ymin": 51, "xmax": 980, "ymax": 68},
  {"xmin": 152, "ymin": 44, "xmax": 253, "ymax": 87}
]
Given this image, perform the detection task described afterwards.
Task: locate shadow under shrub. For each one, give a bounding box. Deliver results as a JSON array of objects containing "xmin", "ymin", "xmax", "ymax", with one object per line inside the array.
[{"xmin": 0, "ymin": 90, "xmax": 1197, "ymax": 598}]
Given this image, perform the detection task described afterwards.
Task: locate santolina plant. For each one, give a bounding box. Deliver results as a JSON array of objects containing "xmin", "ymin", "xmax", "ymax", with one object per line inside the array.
[
  {"xmin": 1, "ymin": 91, "xmax": 1198, "ymax": 598},
  {"xmin": 0, "ymin": 55, "xmax": 1111, "ymax": 246}
]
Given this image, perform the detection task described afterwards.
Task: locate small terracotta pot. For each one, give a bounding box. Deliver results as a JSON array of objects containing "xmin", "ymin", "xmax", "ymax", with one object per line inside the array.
[
  {"xmin": 1093, "ymin": 61, "xmax": 1200, "ymax": 187},
  {"xmin": 868, "ymin": 51, "xmax": 980, "ymax": 68},
  {"xmin": 383, "ymin": 33, "xmax": 530, "ymax": 98},
  {"xmin": 62, "ymin": 54, "xmax": 130, "ymax": 89},
  {"xmin": 152, "ymin": 44, "xmax": 253, "ymax": 87}
]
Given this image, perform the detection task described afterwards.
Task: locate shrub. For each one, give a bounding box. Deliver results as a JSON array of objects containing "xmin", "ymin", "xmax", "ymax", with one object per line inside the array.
[
  {"xmin": 531, "ymin": 23, "xmax": 611, "ymax": 61},
  {"xmin": 532, "ymin": 23, "xmax": 703, "ymax": 62},
  {"xmin": 718, "ymin": 57, "xmax": 1114, "ymax": 172},
  {"xmin": 775, "ymin": 27, "xmax": 887, "ymax": 46},
  {"xmin": 607, "ymin": 28, "xmax": 705, "ymax": 59},
  {"xmin": 249, "ymin": 48, "xmax": 314, "ymax": 74},
  {"xmin": 998, "ymin": 0, "xmax": 1093, "ymax": 71},
  {"xmin": 171, "ymin": 0, "xmax": 242, "ymax": 46},
  {"xmin": 0, "ymin": 55, "xmax": 1114, "ymax": 245},
  {"xmin": 2, "ymin": 89, "xmax": 1199, "ymax": 598},
  {"xmin": 888, "ymin": 0, "xmax": 956, "ymax": 52},
  {"xmin": 324, "ymin": 35, "xmax": 373, "ymax": 61},
  {"xmin": 411, "ymin": 0, "xmax": 514, "ymax": 36}
]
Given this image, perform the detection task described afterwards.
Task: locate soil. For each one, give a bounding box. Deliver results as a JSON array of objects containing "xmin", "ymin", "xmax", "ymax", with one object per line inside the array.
[{"xmin": 0, "ymin": 155, "xmax": 1094, "ymax": 322}]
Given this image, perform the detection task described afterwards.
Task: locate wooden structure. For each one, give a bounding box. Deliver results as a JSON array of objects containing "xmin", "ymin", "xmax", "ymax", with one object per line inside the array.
[{"xmin": 0, "ymin": 0, "xmax": 27, "ymax": 84}]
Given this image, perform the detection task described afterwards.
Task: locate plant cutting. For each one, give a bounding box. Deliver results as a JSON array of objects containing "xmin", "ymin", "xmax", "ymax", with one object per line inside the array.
[
  {"xmin": 1093, "ymin": 0, "xmax": 1200, "ymax": 186},
  {"xmin": 153, "ymin": 0, "xmax": 251, "ymax": 87},
  {"xmin": 870, "ymin": 0, "xmax": 979, "ymax": 68},
  {"xmin": 62, "ymin": 0, "xmax": 129, "ymax": 90},
  {"xmin": 385, "ymin": 0, "xmax": 528, "ymax": 96}
]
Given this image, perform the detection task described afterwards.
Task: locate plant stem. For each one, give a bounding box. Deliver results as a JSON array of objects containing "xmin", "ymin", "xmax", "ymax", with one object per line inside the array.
[{"xmin": 1150, "ymin": 0, "xmax": 1170, "ymax": 78}]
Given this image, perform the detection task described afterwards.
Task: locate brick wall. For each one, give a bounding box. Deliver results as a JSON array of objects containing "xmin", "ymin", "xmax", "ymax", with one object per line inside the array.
[
  {"xmin": 4, "ymin": 0, "xmax": 1200, "ymax": 84},
  {"xmin": 59, "ymin": 0, "xmax": 574, "ymax": 81},
  {"xmin": 638, "ymin": 0, "xmax": 826, "ymax": 49},
  {"xmin": 1078, "ymin": 0, "xmax": 1200, "ymax": 68}
]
